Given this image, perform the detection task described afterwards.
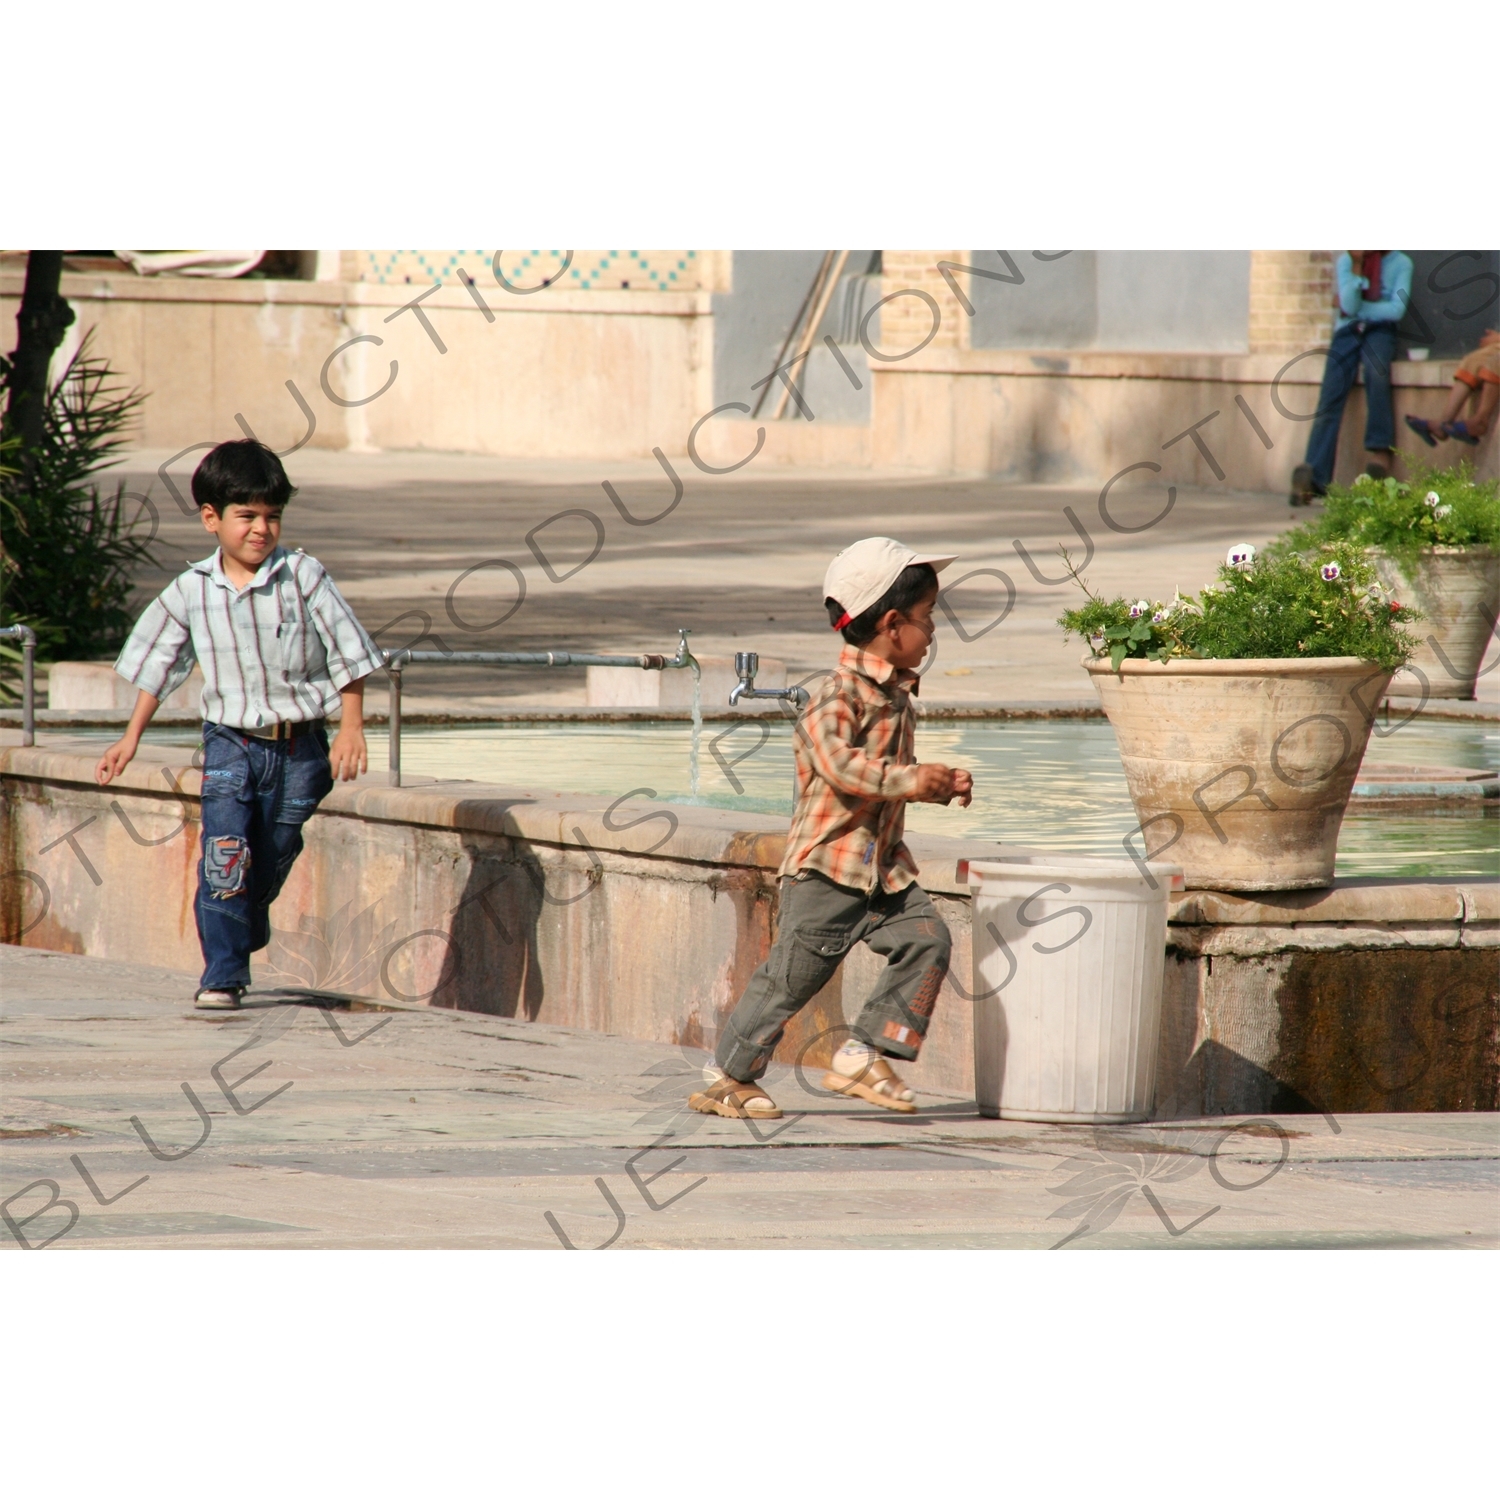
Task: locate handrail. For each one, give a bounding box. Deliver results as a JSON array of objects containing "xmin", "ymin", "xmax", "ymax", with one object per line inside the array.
[
  {"xmin": 0, "ymin": 625, "xmax": 36, "ymax": 746},
  {"xmin": 381, "ymin": 629, "xmax": 697, "ymax": 786}
]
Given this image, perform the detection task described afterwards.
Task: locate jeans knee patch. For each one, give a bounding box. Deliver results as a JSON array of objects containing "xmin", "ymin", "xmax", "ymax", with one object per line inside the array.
[{"xmin": 204, "ymin": 835, "xmax": 251, "ymax": 898}]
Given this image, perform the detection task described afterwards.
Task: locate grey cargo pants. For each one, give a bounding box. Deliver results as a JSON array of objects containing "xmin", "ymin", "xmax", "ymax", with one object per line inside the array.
[{"xmin": 715, "ymin": 871, "xmax": 952, "ymax": 1083}]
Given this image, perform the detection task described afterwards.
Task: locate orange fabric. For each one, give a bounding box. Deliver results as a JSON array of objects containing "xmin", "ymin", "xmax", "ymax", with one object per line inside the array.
[
  {"xmin": 1455, "ymin": 344, "xmax": 1500, "ymax": 387},
  {"xmin": 779, "ymin": 645, "xmax": 922, "ymax": 893}
]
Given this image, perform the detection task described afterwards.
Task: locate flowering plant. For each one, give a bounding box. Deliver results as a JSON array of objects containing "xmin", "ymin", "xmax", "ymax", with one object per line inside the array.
[
  {"xmin": 1272, "ymin": 457, "xmax": 1499, "ymax": 579},
  {"xmin": 1058, "ymin": 542, "xmax": 1420, "ymax": 673}
]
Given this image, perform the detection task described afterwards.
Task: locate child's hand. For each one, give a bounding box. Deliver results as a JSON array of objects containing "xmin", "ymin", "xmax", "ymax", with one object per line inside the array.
[
  {"xmin": 913, "ymin": 764, "xmax": 950, "ymax": 801},
  {"xmin": 913, "ymin": 764, "xmax": 973, "ymax": 806},
  {"xmin": 913, "ymin": 763, "xmax": 955, "ymax": 803},
  {"xmin": 328, "ymin": 724, "xmax": 368, "ymax": 782},
  {"xmin": 95, "ymin": 736, "xmax": 138, "ymax": 786}
]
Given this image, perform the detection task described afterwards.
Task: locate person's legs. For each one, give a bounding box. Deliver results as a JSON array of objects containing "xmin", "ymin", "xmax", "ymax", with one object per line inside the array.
[
  {"xmin": 251, "ymin": 727, "xmax": 334, "ymax": 951},
  {"xmin": 1440, "ymin": 377, "xmax": 1476, "ymax": 426},
  {"xmin": 1406, "ymin": 373, "xmax": 1477, "ymax": 447},
  {"xmin": 1445, "ymin": 363, "xmax": 1498, "ymax": 441},
  {"xmin": 849, "ymin": 882, "xmax": 952, "ymax": 1062},
  {"xmin": 195, "ymin": 726, "xmax": 274, "ymax": 992},
  {"xmin": 1303, "ymin": 323, "xmax": 1362, "ymax": 491},
  {"xmin": 1360, "ymin": 323, "xmax": 1397, "ymax": 473},
  {"xmin": 713, "ymin": 873, "xmax": 868, "ymax": 1083},
  {"xmin": 1469, "ymin": 379, "xmax": 1499, "ymax": 436}
]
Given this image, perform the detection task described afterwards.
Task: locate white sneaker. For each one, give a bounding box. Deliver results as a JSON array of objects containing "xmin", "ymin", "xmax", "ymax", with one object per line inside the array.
[{"xmin": 194, "ymin": 988, "xmax": 243, "ymax": 1010}]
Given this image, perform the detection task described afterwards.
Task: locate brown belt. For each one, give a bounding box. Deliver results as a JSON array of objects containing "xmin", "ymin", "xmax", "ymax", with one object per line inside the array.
[{"xmin": 235, "ymin": 719, "xmax": 323, "ymax": 742}]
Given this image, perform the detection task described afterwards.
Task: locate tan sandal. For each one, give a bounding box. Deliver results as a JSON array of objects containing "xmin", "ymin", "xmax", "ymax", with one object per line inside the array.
[
  {"xmin": 822, "ymin": 1055, "xmax": 918, "ymax": 1113},
  {"xmin": 689, "ymin": 1074, "xmax": 783, "ymax": 1120}
]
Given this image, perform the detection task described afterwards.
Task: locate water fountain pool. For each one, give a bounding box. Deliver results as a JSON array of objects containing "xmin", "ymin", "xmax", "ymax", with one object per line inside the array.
[{"xmin": 101, "ymin": 716, "xmax": 1499, "ymax": 881}]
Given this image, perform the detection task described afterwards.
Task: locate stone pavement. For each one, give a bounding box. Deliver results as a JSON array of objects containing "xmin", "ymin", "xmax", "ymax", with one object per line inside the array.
[
  {"xmin": 122, "ymin": 448, "xmax": 1447, "ymax": 714},
  {"xmin": 4, "ymin": 947, "xmax": 1496, "ymax": 1250}
]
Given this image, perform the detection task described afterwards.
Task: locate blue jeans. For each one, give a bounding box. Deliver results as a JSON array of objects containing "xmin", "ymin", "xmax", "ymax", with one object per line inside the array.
[
  {"xmin": 196, "ymin": 722, "xmax": 333, "ymax": 991},
  {"xmin": 1304, "ymin": 320, "xmax": 1397, "ymax": 490}
]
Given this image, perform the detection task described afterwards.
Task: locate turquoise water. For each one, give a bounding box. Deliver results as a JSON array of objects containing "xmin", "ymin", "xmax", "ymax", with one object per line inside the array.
[{"xmin": 102, "ymin": 717, "xmax": 1499, "ymax": 880}]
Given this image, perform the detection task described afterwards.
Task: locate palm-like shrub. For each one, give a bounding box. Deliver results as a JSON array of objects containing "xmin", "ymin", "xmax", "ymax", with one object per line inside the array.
[{"xmin": 0, "ymin": 337, "xmax": 157, "ymax": 689}]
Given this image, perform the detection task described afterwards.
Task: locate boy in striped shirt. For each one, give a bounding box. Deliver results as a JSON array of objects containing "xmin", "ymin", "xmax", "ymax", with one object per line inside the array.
[
  {"xmin": 690, "ymin": 537, "xmax": 973, "ymax": 1121},
  {"xmin": 95, "ymin": 440, "xmax": 384, "ymax": 1010}
]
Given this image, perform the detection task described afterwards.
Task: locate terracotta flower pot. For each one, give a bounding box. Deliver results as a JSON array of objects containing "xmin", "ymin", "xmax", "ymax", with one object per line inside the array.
[
  {"xmin": 1085, "ymin": 656, "xmax": 1392, "ymax": 891},
  {"xmin": 1373, "ymin": 547, "xmax": 1499, "ymax": 701}
]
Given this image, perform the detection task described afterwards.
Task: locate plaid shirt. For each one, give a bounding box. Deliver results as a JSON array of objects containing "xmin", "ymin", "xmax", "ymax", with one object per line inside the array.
[
  {"xmin": 114, "ymin": 547, "xmax": 383, "ymax": 730},
  {"xmin": 780, "ymin": 645, "xmax": 922, "ymax": 893}
]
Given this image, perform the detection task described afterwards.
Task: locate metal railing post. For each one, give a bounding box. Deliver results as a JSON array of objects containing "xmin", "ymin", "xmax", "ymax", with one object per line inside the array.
[
  {"xmin": 20, "ymin": 633, "xmax": 33, "ymax": 747},
  {"xmin": 1, "ymin": 625, "xmax": 36, "ymax": 747},
  {"xmin": 388, "ymin": 665, "xmax": 403, "ymax": 787}
]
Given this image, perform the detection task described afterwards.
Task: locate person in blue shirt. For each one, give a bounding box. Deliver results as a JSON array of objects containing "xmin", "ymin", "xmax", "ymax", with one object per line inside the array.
[{"xmin": 1290, "ymin": 250, "xmax": 1414, "ymax": 505}]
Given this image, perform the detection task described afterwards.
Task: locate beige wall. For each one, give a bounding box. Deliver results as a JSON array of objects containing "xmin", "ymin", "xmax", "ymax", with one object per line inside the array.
[
  {"xmin": 5, "ymin": 255, "xmax": 1493, "ymax": 488},
  {"xmin": 865, "ymin": 348, "xmax": 1491, "ymax": 490},
  {"xmin": 1, "ymin": 273, "xmax": 715, "ymax": 462}
]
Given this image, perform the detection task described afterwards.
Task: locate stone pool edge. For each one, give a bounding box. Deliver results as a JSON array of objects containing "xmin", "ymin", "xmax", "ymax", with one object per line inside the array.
[
  {"xmin": 6, "ymin": 695, "xmax": 1496, "ymax": 729},
  {"xmin": 3, "ymin": 739, "xmax": 1496, "ymax": 1118}
]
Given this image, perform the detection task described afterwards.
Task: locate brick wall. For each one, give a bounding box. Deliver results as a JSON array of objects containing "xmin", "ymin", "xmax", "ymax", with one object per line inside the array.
[
  {"xmin": 879, "ymin": 250, "xmax": 969, "ymax": 352},
  {"xmin": 1249, "ymin": 250, "xmax": 1335, "ymax": 354}
]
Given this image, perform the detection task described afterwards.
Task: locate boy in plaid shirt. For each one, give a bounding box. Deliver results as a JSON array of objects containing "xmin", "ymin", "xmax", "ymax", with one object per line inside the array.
[{"xmin": 690, "ymin": 538, "xmax": 972, "ymax": 1120}]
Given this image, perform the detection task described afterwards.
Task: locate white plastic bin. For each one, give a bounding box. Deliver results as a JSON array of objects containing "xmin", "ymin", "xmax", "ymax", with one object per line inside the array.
[{"xmin": 964, "ymin": 852, "xmax": 1179, "ymax": 1123}]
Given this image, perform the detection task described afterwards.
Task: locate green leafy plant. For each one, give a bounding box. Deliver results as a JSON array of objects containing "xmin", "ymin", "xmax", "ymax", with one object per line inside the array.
[
  {"xmin": 0, "ymin": 335, "xmax": 157, "ymax": 665},
  {"xmin": 1058, "ymin": 542, "xmax": 1420, "ymax": 673},
  {"xmin": 1269, "ymin": 457, "xmax": 1500, "ymax": 581}
]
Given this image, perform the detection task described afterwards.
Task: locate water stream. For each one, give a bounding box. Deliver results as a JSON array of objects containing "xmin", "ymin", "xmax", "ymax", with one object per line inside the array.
[{"xmin": 687, "ymin": 660, "xmax": 702, "ymax": 801}]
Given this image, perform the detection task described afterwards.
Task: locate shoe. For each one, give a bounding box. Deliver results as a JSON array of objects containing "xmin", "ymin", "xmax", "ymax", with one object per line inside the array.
[
  {"xmin": 1404, "ymin": 415, "xmax": 1441, "ymax": 447},
  {"xmin": 1289, "ymin": 463, "xmax": 1320, "ymax": 507},
  {"xmin": 1365, "ymin": 461, "xmax": 1389, "ymax": 481},
  {"xmin": 822, "ymin": 1041, "xmax": 918, "ymax": 1113},
  {"xmin": 688, "ymin": 1074, "xmax": 783, "ymax": 1119},
  {"xmin": 1445, "ymin": 421, "xmax": 1481, "ymax": 446},
  {"xmin": 194, "ymin": 987, "xmax": 243, "ymax": 1010}
]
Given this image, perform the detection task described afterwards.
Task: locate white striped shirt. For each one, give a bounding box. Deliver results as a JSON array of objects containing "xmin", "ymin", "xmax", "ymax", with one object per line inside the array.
[{"xmin": 114, "ymin": 547, "xmax": 385, "ymax": 729}]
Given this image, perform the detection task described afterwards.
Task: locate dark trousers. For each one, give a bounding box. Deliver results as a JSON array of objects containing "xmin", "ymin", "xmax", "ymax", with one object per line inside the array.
[
  {"xmin": 715, "ymin": 871, "xmax": 952, "ymax": 1083},
  {"xmin": 1304, "ymin": 320, "xmax": 1397, "ymax": 490},
  {"xmin": 196, "ymin": 722, "xmax": 333, "ymax": 990}
]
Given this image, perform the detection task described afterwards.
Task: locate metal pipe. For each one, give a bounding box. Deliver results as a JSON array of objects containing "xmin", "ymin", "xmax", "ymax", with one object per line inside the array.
[
  {"xmin": 771, "ymin": 250, "xmax": 850, "ymax": 423},
  {"xmin": 395, "ymin": 651, "xmax": 676, "ymax": 668},
  {"xmin": 729, "ymin": 651, "xmax": 809, "ymax": 710},
  {"xmin": 381, "ymin": 628, "xmax": 697, "ymax": 786},
  {"xmin": 0, "ymin": 625, "xmax": 37, "ymax": 747},
  {"xmin": 750, "ymin": 251, "xmax": 834, "ymax": 421},
  {"xmin": 388, "ymin": 666, "xmax": 403, "ymax": 787}
]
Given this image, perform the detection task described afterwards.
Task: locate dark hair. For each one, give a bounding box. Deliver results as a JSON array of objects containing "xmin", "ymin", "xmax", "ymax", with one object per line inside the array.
[
  {"xmin": 191, "ymin": 440, "xmax": 296, "ymax": 513},
  {"xmin": 825, "ymin": 563, "xmax": 938, "ymax": 646}
]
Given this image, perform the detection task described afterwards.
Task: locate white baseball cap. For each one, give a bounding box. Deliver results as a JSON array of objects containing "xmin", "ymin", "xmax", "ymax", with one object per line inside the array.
[{"xmin": 823, "ymin": 537, "xmax": 957, "ymax": 628}]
